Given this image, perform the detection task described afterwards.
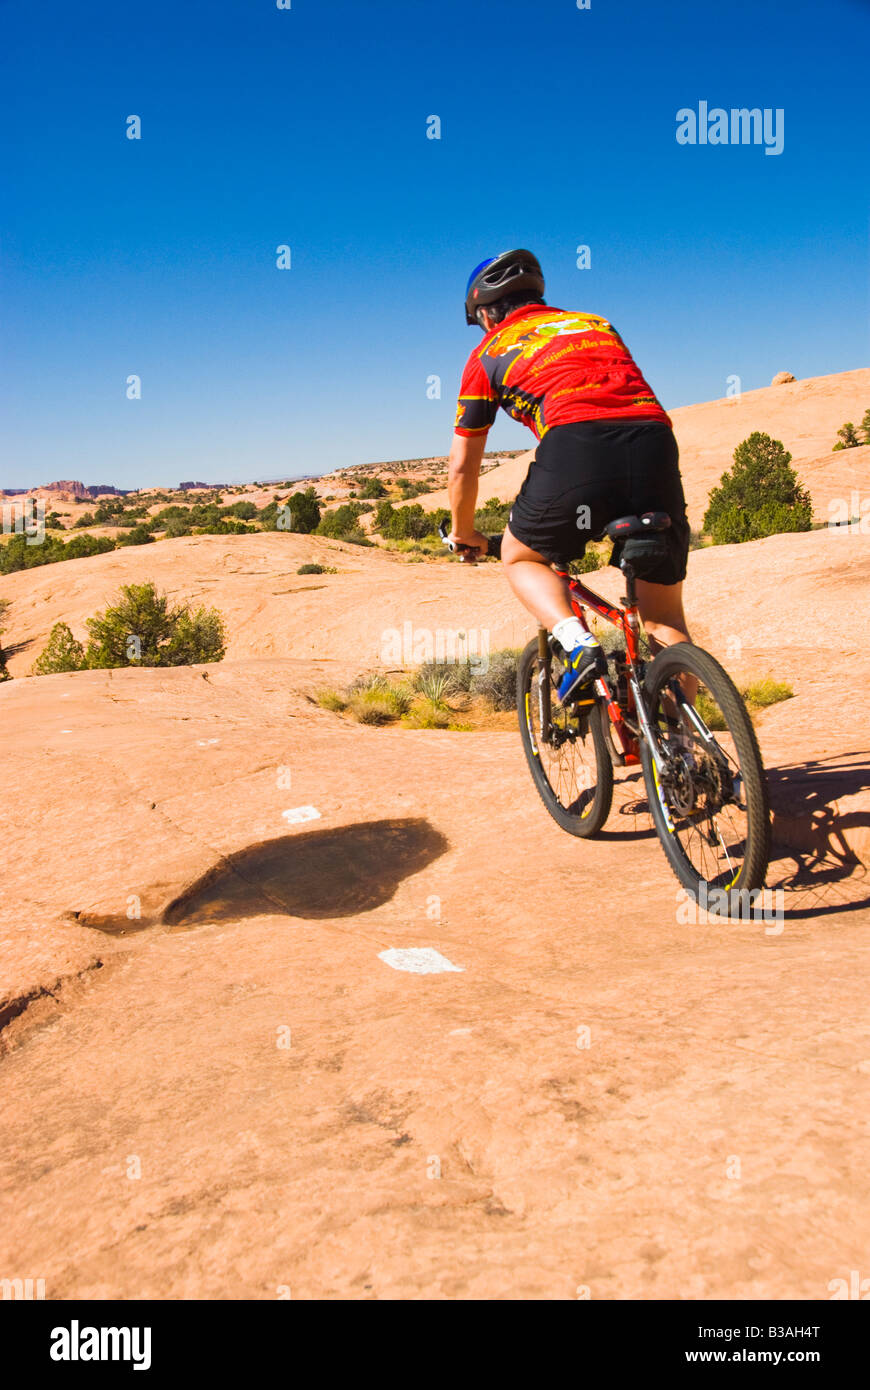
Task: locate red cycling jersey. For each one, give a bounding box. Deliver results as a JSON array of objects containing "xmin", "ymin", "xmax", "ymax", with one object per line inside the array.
[{"xmin": 454, "ymin": 303, "xmax": 671, "ymax": 440}]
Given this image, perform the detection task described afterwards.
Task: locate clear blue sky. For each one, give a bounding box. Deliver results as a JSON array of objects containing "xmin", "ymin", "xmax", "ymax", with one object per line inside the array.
[{"xmin": 2, "ymin": 0, "xmax": 868, "ymax": 489}]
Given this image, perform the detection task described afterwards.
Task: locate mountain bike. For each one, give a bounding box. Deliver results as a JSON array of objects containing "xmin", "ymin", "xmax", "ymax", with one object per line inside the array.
[{"xmin": 441, "ymin": 515, "xmax": 770, "ymax": 898}]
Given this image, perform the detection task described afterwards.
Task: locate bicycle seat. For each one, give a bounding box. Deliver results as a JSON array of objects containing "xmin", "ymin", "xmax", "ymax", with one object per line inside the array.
[{"xmin": 604, "ymin": 512, "xmax": 672, "ymax": 541}]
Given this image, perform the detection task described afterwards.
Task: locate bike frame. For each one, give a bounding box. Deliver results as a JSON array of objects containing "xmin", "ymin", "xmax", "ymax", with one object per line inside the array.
[{"xmin": 543, "ymin": 559, "xmax": 668, "ymax": 773}]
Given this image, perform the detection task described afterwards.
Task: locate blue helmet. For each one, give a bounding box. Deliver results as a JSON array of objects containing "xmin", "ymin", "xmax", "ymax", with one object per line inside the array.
[{"xmin": 464, "ymin": 248, "xmax": 545, "ymax": 325}]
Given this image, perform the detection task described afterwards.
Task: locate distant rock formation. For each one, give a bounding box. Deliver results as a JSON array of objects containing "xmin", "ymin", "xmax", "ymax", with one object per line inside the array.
[
  {"xmin": 771, "ymin": 371, "xmax": 796, "ymax": 385},
  {"xmin": 12, "ymin": 481, "xmax": 132, "ymax": 500},
  {"xmin": 178, "ymin": 481, "xmax": 212, "ymax": 490},
  {"xmin": 44, "ymin": 480, "xmax": 91, "ymax": 498}
]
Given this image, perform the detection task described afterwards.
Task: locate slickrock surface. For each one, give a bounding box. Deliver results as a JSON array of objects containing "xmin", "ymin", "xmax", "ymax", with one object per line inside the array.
[
  {"xmin": 2, "ymin": 368, "xmax": 868, "ymax": 1299},
  {"xmin": 2, "ymin": 544, "xmax": 868, "ymax": 1299}
]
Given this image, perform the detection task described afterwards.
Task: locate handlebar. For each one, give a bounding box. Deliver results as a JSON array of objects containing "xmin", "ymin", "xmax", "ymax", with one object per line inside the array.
[{"xmin": 438, "ymin": 521, "xmax": 502, "ymax": 562}]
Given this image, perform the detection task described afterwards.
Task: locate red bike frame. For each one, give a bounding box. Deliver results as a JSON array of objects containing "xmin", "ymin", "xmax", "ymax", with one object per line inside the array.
[{"xmin": 552, "ymin": 563, "xmax": 642, "ymax": 766}]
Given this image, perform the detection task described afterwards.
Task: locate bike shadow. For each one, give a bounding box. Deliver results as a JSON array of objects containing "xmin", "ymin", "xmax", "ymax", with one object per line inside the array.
[
  {"xmin": 767, "ymin": 751, "xmax": 870, "ymax": 919},
  {"xmin": 600, "ymin": 756, "xmax": 870, "ymax": 919},
  {"xmin": 593, "ymin": 770, "xmax": 659, "ymax": 842}
]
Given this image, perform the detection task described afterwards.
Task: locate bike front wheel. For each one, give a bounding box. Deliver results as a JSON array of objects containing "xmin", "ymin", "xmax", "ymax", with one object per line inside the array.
[
  {"xmin": 517, "ymin": 636, "xmax": 613, "ymax": 837},
  {"xmin": 640, "ymin": 643, "xmax": 771, "ymax": 896}
]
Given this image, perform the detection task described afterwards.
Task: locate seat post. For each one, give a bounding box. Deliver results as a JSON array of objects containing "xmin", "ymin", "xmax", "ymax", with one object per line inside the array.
[{"xmin": 622, "ymin": 559, "xmax": 637, "ymax": 608}]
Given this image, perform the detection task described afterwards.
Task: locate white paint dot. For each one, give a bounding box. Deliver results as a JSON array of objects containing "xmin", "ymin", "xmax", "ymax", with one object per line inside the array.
[
  {"xmin": 378, "ymin": 948, "xmax": 464, "ymax": 975},
  {"xmin": 282, "ymin": 805, "xmax": 321, "ymax": 825}
]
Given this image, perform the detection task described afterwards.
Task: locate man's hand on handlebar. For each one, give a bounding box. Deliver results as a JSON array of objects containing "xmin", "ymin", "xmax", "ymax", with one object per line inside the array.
[
  {"xmin": 450, "ymin": 528, "xmax": 490, "ymax": 563},
  {"xmin": 439, "ymin": 521, "xmax": 489, "ymax": 563}
]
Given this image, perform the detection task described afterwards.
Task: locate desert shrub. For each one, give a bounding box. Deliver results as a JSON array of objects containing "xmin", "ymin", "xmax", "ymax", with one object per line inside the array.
[
  {"xmin": 0, "ymin": 597, "xmax": 10, "ymax": 680},
  {"xmin": 741, "ymin": 677, "xmax": 793, "ymax": 708},
  {"xmin": 62, "ymin": 534, "xmax": 119, "ymax": 562},
  {"xmin": 702, "ymin": 432, "xmax": 813, "ymax": 544},
  {"xmin": 32, "ymin": 582, "xmax": 226, "ymax": 675},
  {"xmin": 474, "ymin": 497, "xmax": 512, "ymax": 532},
  {"xmin": 343, "ymin": 673, "xmax": 412, "ymax": 722},
  {"xmin": 0, "ymin": 533, "xmax": 118, "ymax": 575},
  {"xmin": 380, "ymin": 503, "xmax": 432, "ymax": 541},
  {"xmin": 315, "ymin": 688, "xmax": 347, "ymax": 712},
  {"xmin": 415, "ymin": 670, "xmax": 453, "ymax": 703},
  {"xmin": 151, "ymin": 505, "xmax": 190, "ymax": 528},
  {"xmin": 413, "ymin": 660, "xmax": 473, "ymax": 696},
  {"xmin": 31, "ymin": 622, "xmax": 88, "ymax": 675},
  {"xmin": 84, "ymin": 584, "xmax": 225, "ymax": 668},
  {"xmin": 198, "ymin": 518, "xmax": 253, "ymax": 536},
  {"xmin": 297, "ymin": 563, "xmax": 337, "ymax": 575},
  {"xmin": 862, "ymin": 409, "xmax": 870, "ymax": 444},
  {"xmin": 228, "ymin": 501, "xmax": 258, "ymax": 520},
  {"xmin": 162, "ymin": 516, "xmax": 192, "ymax": 538},
  {"xmin": 375, "ymin": 500, "xmax": 444, "ymax": 542},
  {"xmin": 115, "ymin": 525, "xmax": 155, "ymax": 547},
  {"xmin": 404, "ymin": 698, "xmax": 451, "ymax": 729},
  {"xmin": 359, "ymin": 478, "xmax": 387, "ymax": 499},
  {"xmin": 470, "ymin": 648, "xmax": 521, "ymax": 710},
  {"xmin": 316, "ymin": 502, "xmax": 366, "ymax": 539},
  {"xmin": 72, "ymin": 511, "xmax": 96, "ymax": 528},
  {"xmin": 348, "ymin": 680, "xmax": 412, "ymax": 724},
  {"xmin": 832, "ymin": 421, "xmax": 862, "ymax": 451}
]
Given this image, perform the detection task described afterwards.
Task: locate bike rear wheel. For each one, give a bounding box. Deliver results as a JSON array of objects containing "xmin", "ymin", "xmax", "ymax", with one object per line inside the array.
[
  {"xmin": 517, "ymin": 636, "xmax": 613, "ymax": 837},
  {"xmin": 640, "ymin": 643, "xmax": 770, "ymax": 896}
]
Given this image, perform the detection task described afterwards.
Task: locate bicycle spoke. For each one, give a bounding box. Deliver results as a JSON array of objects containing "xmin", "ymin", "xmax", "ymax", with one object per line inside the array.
[{"xmin": 531, "ymin": 672, "xmax": 599, "ymax": 816}]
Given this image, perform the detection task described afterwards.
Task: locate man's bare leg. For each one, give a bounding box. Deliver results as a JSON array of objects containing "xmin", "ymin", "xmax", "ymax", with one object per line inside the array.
[
  {"xmin": 500, "ymin": 525, "xmax": 573, "ymax": 626},
  {"xmin": 636, "ymin": 577, "xmax": 697, "ymax": 702},
  {"xmin": 635, "ymin": 577, "xmax": 691, "ymax": 652}
]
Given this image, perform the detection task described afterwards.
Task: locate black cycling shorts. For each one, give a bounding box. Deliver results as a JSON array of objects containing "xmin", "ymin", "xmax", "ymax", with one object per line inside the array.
[{"xmin": 507, "ymin": 419, "xmax": 689, "ymax": 584}]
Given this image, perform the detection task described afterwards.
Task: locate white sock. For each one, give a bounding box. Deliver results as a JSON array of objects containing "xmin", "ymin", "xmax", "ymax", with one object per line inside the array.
[{"xmin": 552, "ymin": 616, "xmax": 599, "ymax": 652}]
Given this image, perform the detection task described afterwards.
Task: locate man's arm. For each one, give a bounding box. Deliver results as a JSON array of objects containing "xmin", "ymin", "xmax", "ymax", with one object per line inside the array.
[{"xmin": 448, "ymin": 430, "xmax": 489, "ymax": 551}]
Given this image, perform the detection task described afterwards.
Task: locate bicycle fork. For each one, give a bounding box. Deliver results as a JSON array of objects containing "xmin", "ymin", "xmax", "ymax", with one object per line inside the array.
[{"xmin": 535, "ymin": 626, "xmax": 552, "ymax": 739}]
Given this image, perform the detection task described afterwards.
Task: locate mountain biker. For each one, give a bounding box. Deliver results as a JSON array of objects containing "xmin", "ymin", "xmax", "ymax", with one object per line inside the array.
[{"xmin": 448, "ymin": 248, "xmax": 692, "ymax": 701}]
